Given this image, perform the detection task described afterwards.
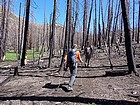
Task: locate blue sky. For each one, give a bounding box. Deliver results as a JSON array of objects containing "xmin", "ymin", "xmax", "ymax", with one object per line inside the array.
[
  {"xmin": 13, "ymin": 0, "xmax": 139, "ymax": 28},
  {"xmin": 13, "ymin": 0, "xmax": 67, "ymax": 24}
]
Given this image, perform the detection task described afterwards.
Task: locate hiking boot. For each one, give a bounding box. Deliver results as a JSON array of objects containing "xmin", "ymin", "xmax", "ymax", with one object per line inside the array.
[{"xmin": 67, "ymin": 86, "xmax": 73, "ymax": 91}]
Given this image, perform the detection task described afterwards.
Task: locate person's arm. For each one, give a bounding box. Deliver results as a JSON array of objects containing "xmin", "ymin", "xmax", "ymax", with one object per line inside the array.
[{"xmin": 64, "ymin": 54, "xmax": 68, "ymax": 63}]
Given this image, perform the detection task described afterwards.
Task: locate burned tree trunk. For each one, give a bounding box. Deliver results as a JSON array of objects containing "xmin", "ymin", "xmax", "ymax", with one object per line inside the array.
[
  {"xmin": 137, "ymin": 0, "xmax": 140, "ymax": 44},
  {"xmin": 82, "ymin": 0, "xmax": 88, "ymax": 48},
  {"xmin": 48, "ymin": 0, "xmax": 56, "ymax": 68},
  {"xmin": 111, "ymin": 1, "xmax": 120, "ymax": 46},
  {"xmin": 101, "ymin": 0, "xmax": 105, "ymax": 45},
  {"xmin": 94, "ymin": 0, "xmax": 97, "ymax": 47},
  {"xmin": 119, "ymin": 18, "xmax": 123, "ymax": 43},
  {"xmin": 59, "ymin": 0, "xmax": 71, "ymax": 71},
  {"xmin": 0, "ymin": 0, "xmax": 6, "ymax": 61},
  {"xmin": 17, "ymin": 3, "xmax": 21, "ymax": 60},
  {"xmin": 20, "ymin": 8, "xmax": 25, "ymax": 53},
  {"xmin": 98, "ymin": 0, "xmax": 101, "ymax": 48},
  {"xmin": 120, "ymin": 0, "xmax": 139, "ymax": 76},
  {"xmin": 3, "ymin": 0, "xmax": 11, "ymax": 61},
  {"xmin": 132, "ymin": 0, "xmax": 135, "ymax": 41},
  {"xmin": 38, "ymin": 5, "xmax": 47, "ymax": 65},
  {"xmin": 68, "ymin": 0, "xmax": 72, "ymax": 49},
  {"xmin": 21, "ymin": 0, "xmax": 31, "ymax": 66},
  {"xmin": 86, "ymin": 0, "xmax": 93, "ymax": 44},
  {"xmin": 71, "ymin": 0, "xmax": 79, "ymax": 47}
]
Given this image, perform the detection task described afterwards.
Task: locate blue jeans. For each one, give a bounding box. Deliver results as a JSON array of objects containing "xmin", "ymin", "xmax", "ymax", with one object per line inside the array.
[{"xmin": 68, "ymin": 62, "xmax": 78, "ymax": 87}]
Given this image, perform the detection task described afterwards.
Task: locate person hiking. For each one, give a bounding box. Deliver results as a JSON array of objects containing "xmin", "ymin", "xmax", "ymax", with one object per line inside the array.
[
  {"xmin": 84, "ymin": 41, "xmax": 93, "ymax": 67},
  {"xmin": 64, "ymin": 44, "xmax": 83, "ymax": 91}
]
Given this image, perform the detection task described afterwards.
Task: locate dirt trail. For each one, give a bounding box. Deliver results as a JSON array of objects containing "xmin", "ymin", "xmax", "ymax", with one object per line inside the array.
[{"xmin": 0, "ymin": 45, "xmax": 140, "ymax": 105}]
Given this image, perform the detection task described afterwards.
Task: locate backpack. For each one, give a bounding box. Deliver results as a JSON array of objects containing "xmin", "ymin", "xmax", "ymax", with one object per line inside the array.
[
  {"xmin": 67, "ymin": 49, "xmax": 76, "ymax": 64},
  {"xmin": 86, "ymin": 47, "xmax": 92, "ymax": 55}
]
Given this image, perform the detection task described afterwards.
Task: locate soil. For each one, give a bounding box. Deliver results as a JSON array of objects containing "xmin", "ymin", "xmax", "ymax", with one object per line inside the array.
[{"xmin": 0, "ymin": 44, "xmax": 140, "ymax": 105}]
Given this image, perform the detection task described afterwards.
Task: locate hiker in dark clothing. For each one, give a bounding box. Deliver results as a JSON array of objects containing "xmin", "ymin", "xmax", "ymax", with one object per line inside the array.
[
  {"xmin": 84, "ymin": 42, "xmax": 93, "ymax": 67},
  {"xmin": 64, "ymin": 44, "xmax": 83, "ymax": 91}
]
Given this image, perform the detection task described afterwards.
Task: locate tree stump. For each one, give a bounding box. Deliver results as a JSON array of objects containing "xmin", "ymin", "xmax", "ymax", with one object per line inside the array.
[{"xmin": 14, "ymin": 66, "xmax": 19, "ymax": 76}]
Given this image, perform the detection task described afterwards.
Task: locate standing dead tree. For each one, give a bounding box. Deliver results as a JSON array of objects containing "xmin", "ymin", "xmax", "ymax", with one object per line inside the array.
[
  {"xmin": 85, "ymin": 0, "xmax": 93, "ymax": 44},
  {"xmin": 3, "ymin": 0, "xmax": 11, "ymax": 61},
  {"xmin": 68, "ymin": 0, "xmax": 72, "ymax": 49},
  {"xmin": 48, "ymin": 0, "xmax": 57, "ymax": 68},
  {"xmin": 120, "ymin": 0, "xmax": 139, "ymax": 76},
  {"xmin": 82, "ymin": 0, "xmax": 88, "ymax": 48},
  {"xmin": 111, "ymin": 1, "xmax": 120, "ymax": 46},
  {"xmin": 20, "ymin": 8, "xmax": 25, "ymax": 53},
  {"xmin": 132, "ymin": 0, "xmax": 135, "ymax": 41},
  {"xmin": 100, "ymin": 0, "xmax": 105, "ymax": 45},
  {"xmin": 59, "ymin": 0, "xmax": 72, "ymax": 71},
  {"xmin": 98, "ymin": 0, "xmax": 101, "ymax": 48},
  {"xmin": 17, "ymin": 3, "xmax": 21, "ymax": 60},
  {"xmin": 94, "ymin": 0, "xmax": 97, "ymax": 47},
  {"xmin": 38, "ymin": 4, "xmax": 47, "ymax": 65},
  {"xmin": 71, "ymin": 0, "xmax": 79, "ymax": 47},
  {"xmin": 0, "ymin": 0, "xmax": 6, "ymax": 61},
  {"xmin": 137, "ymin": 0, "xmax": 140, "ymax": 44},
  {"xmin": 0, "ymin": 0, "xmax": 11, "ymax": 61},
  {"xmin": 21, "ymin": 0, "xmax": 31, "ymax": 66},
  {"xmin": 101, "ymin": 0, "xmax": 114, "ymax": 69}
]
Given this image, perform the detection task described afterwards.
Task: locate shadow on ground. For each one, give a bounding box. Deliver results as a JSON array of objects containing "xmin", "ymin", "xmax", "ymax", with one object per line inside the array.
[
  {"xmin": 42, "ymin": 83, "xmax": 69, "ymax": 92},
  {"xmin": 0, "ymin": 96, "xmax": 139, "ymax": 105}
]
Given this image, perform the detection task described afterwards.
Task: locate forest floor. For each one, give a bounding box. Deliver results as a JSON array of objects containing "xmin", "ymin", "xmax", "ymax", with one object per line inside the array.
[{"xmin": 0, "ymin": 44, "xmax": 140, "ymax": 105}]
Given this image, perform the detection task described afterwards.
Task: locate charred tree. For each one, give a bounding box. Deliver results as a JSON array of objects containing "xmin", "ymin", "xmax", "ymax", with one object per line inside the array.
[
  {"xmin": 21, "ymin": 0, "xmax": 31, "ymax": 66},
  {"xmin": 48, "ymin": 0, "xmax": 56, "ymax": 68},
  {"xmin": 137, "ymin": 0, "xmax": 140, "ymax": 44},
  {"xmin": 82, "ymin": 0, "xmax": 88, "ymax": 48},
  {"xmin": 3, "ymin": 0, "xmax": 11, "ymax": 61},
  {"xmin": 86, "ymin": 0, "xmax": 93, "ymax": 44},
  {"xmin": 98, "ymin": 0, "xmax": 101, "ymax": 48},
  {"xmin": 132, "ymin": 0, "xmax": 135, "ymax": 41},
  {"xmin": 111, "ymin": 1, "xmax": 120, "ymax": 46},
  {"xmin": 120, "ymin": 0, "xmax": 139, "ymax": 76},
  {"xmin": 94, "ymin": 0, "xmax": 97, "ymax": 47},
  {"xmin": 106, "ymin": 0, "xmax": 113, "ymax": 48},
  {"xmin": 100, "ymin": 0, "xmax": 105, "ymax": 45},
  {"xmin": 0, "ymin": 0, "xmax": 6, "ymax": 61},
  {"xmin": 17, "ymin": 3, "xmax": 21, "ymax": 60},
  {"xmin": 68, "ymin": 0, "xmax": 72, "ymax": 49},
  {"xmin": 38, "ymin": 4, "xmax": 47, "ymax": 65},
  {"xmin": 71, "ymin": 0, "xmax": 79, "ymax": 47},
  {"xmin": 59, "ymin": 0, "xmax": 71, "ymax": 71},
  {"xmin": 20, "ymin": 8, "xmax": 25, "ymax": 53},
  {"xmin": 119, "ymin": 17, "xmax": 123, "ymax": 43}
]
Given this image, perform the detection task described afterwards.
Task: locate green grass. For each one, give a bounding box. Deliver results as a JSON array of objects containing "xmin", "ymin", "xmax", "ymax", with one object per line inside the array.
[
  {"xmin": 92, "ymin": 103, "xmax": 96, "ymax": 105},
  {"xmin": 5, "ymin": 49, "xmax": 40, "ymax": 61},
  {"xmin": 5, "ymin": 50, "xmax": 17, "ymax": 61}
]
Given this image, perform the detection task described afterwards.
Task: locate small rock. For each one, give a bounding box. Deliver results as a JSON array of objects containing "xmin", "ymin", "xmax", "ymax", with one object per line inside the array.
[
  {"xmin": 131, "ymin": 91, "xmax": 137, "ymax": 95},
  {"xmin": 54, "ymin": 102, "xmax": 61, "ymax": 105}
]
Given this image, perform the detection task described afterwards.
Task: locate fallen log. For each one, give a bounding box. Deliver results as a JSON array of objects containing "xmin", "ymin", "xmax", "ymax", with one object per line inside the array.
[{"xmin": 105, "ymin": 70, "xmax": 128, "ymax": 76}]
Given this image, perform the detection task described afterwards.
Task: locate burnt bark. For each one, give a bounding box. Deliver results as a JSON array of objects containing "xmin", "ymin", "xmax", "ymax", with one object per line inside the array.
[
  {"xmin": 48, "ymin": 0, "xmax": 56, "ymax": 68},
  {"xmin": 21, "ymin": 0, "xmax": 31, "ymax": 66},
  {"xmin": 86, "ymin": 0, "xmax": 93, "ymax": 44},
  {"xmin": 82, "ymin": 0, "xmax": 88, "ymax": 48},
  {"xmin": 120, "ymin": 0, "xmax": 139, "ymax": 76},
  {"xmin": 17, "ymin": 3, "xmax": 21, "ymax": 60},
  {"xmin": 137, "ymin": 1, "xmax": 140, "ymax": 44}
]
